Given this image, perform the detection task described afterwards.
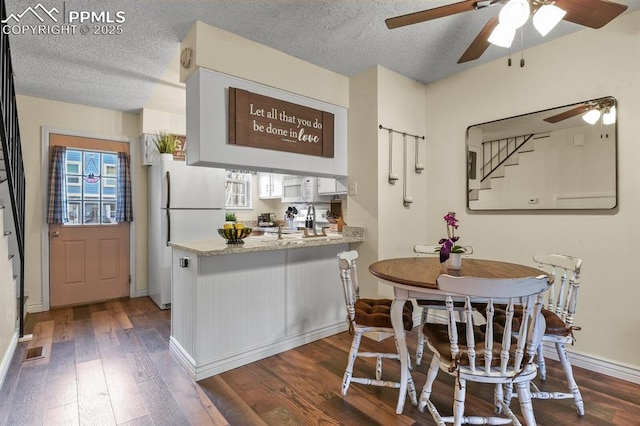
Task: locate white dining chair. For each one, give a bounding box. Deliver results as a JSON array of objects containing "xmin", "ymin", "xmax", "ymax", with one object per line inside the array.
[
  {"xmin": 336, "ymin": 250, "xmax": 417, "ymax": 405},
  {"xmin": 418, "ymin": 274, "xmax": 549, "ymax": 426},
  {"xmin": 413, "ymin": 244, "xmax": 473, "ymax": 366},
  {"xmin": 529, "ymin": 252, "xmax": 585, "ymax": 416}
]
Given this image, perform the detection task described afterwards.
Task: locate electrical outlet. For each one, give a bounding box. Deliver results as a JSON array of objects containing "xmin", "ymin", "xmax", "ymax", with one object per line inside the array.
[{"xmin": 348, "ymin": 181, "xmax": 358, "ymax": 196}]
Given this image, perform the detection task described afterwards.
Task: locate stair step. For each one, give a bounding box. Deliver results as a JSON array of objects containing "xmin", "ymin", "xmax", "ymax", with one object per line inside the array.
[{"xmin": 504, "ymin": 153, "xmax": 520, "ymax": 166}]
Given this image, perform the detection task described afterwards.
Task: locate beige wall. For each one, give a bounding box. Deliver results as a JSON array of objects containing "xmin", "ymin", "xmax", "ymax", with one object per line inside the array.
[
  {"xmin": 347, "ymin": 66, "xmax": 428, "ymax": 299},
  {"xmin": 424, "ymin": 10, "xmax": 640, "ymax": 368},
  {"xmin": 347, "ymin": 67, "xmax": 380, "ymax": 298},
  {"xmin": 181, "ymin": 21, "xmax": 349, "ymax": 108},
  {"xmin": 15, "ymin": 95, "xmax": 146, "ymax": 311},
  {"xmin": 0, "ymin": 205, "xmax": 17, "ymax": 377}
]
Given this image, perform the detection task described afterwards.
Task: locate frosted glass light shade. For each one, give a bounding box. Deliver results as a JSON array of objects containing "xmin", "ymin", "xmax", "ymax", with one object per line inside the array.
[
  {"xmin": 533, "ymin": 4, "xmax": 567, "ymax": 36},
  {"xmin": 499, "ymin": 0, "xmax": 531, "ymax": 29},
  {"xmin": 488, "ymin": 23, "xmax": 516, "ymax": 48},
  {"xmin": 603, "ymin": 106, "xmax": 617, "ymax": 125},
  {"xmin": 583, "ymin": 109, "xmax": 601, "ymax": 125}
]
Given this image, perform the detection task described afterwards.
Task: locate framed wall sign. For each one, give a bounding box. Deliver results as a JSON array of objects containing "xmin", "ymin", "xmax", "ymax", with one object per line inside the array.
[{"xmin": 228, "ymin": 87, "xmax": 334, "ymax": 158}]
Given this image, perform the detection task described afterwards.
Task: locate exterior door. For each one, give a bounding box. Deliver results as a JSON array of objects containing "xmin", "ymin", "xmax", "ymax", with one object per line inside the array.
[{"xmin": 49, "ymin": 134, "xmax": 130, "ymax": 307}]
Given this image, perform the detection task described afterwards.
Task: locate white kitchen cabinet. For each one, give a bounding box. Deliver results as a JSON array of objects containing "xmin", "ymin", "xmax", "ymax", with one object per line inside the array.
[
  {"xmin": 317, "ymin": 177, "xmax": 347, "ymax": 195},
  {"xmin": 258, "ymin": 173, "xmax": 283, "ymax": 199}
]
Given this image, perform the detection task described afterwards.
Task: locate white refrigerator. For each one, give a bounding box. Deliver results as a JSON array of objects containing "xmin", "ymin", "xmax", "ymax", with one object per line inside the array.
[{"xmin": 148, "ymin": 159, "xmax": 225, "ymax": 309}]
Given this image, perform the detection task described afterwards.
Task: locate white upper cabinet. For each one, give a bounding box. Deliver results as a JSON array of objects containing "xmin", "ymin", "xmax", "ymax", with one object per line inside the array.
[
  {"xmin": 258, "ymin": 173, "xmax": 283, "ymax": 199},
  {"xmin": 317, "ymin": 177, "xmax": 347, "ymax": 195}
]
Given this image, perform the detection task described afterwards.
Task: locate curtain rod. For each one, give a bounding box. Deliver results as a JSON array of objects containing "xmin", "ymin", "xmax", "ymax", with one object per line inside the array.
[{"xmin": 379, "ymin": 124, "xmax": 425, "ymax": 140}]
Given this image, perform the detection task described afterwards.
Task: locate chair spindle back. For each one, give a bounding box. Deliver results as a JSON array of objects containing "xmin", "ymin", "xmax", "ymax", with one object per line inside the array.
[{"xmin": 533, "ymin": 253, "xmax": 582, "ymax": 327}]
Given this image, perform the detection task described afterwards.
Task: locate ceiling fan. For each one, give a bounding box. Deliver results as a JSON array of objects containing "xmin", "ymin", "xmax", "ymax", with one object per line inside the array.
[
  {"xmin": 385, "ymin": 0, "xmax": 629, "ymax": 64},
  {"xmin": 544, "ymin": 97, "xmax": 616, "ymax": 124}
]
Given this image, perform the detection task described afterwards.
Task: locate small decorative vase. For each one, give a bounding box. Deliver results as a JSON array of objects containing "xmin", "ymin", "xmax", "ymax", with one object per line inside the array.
[
  {"xmin": 160, "ymin": 153, "xmax": 174, "ymax": 161},
  {"xmin": 446, "ymin": 253, "xmax": 462, "ymax": 270}
]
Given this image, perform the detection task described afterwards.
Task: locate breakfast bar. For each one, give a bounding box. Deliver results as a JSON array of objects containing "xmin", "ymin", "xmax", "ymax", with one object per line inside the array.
[{"xmin": 168, "ymin": 227, "xmax": 364, "ymax": 380}]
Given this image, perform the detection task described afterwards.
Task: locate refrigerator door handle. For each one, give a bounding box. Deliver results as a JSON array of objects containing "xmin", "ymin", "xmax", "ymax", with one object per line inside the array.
[
  {"xmin": 166, "ymin": 171, "xmax": 171, "ymax": 209},
  {"xmin": 166, "ymin": 171, "xmax": 171, "ymax": 245},
  {"xmin": 166, "ymin": 209, "xmax": 171, "ymax": 246}
]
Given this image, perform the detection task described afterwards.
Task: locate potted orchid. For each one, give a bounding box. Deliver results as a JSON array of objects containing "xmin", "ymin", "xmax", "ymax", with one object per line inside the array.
[{"xmin": 438, "ymin": 212, "xmax": 465, "ymax": 269}]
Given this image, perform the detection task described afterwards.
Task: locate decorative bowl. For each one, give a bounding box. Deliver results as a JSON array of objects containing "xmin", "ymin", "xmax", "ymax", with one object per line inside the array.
[{"xmin": 218, "ymin": 227, "xmax": 252, "ymax": 244}]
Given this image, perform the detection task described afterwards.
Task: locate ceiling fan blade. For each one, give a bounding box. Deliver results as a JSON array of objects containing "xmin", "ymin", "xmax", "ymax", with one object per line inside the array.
[
  {"xmin": 385, "ymin": 0, "xmax": 481, "ymax": 29},
  {"xmin": 543, "ymin": 104, "xmax": 593, "ymax": 123},
  {"xmin": 555, "ymin": 0, "xmax": 628, "ymax": 29},
  {"xmin": 457, "ymin": 16, "xmax": 499, "ymax": 63}
]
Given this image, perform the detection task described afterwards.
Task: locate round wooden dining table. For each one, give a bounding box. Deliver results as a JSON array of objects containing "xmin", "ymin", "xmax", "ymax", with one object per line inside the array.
[{"xmin": 369, "ymin": 256, "xmax": 546, "ymax": 414}]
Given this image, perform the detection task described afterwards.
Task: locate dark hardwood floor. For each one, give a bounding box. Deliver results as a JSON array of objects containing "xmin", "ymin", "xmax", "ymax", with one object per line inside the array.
[{"xmin": 1, "ymin": 297, "xmax": 638, "ymax": 425}]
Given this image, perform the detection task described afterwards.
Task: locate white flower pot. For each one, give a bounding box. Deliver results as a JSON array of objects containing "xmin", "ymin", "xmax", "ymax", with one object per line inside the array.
[
  {"xmin": 160, "ymin": 153, "xmax": 174, "ymax": 161},
  {"xmin": 446, "ymin": 253, "xmax": 462, "ymax": 270}
]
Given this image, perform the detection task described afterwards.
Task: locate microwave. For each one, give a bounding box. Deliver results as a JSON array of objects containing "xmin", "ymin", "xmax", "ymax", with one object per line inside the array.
[{"xmin": 281, "ymin": 176, "xmax": 332, "ymax": 203}]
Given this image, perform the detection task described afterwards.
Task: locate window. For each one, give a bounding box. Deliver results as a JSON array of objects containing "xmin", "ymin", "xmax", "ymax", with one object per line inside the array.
[
  {"xmin": 64, "ymin": 149, "xmax": 119, "ymax": 225},
  {"xmin": 225, "ymin": 170, "xmax": 252, "ymax": 209}
]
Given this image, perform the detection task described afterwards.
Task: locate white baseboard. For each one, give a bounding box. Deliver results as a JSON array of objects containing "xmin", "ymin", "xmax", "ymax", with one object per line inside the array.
[
  {"xmin": 26, "ymin": 290, "xmax": 148, "ymax": 315},
  {"xmin": 541, "ymin": 343, "xmax": 640, "ymax": 385},
  {"xmin": 171, "ymin": 322, "xmax": 348, "ymax": 381},
  {"xmin": 26, "ymin": 302, "xmax": 45, "ymax": 314},
  {"xmin": 0, "ymin": 331, "xmax": 19, "ymax": 390},
  {"xmin": 132, "ymin": 289, "xmax": 148, "ymax": 298}
]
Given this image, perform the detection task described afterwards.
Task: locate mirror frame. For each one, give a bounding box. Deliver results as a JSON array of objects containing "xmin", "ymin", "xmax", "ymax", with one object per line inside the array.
[{"xmin": 466, "ymin": 96, "xmax": 618, "ymax": 211}]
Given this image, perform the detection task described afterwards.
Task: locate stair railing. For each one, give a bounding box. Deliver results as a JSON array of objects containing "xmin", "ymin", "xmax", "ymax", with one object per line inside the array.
[
  {"xmin": 1, "ymin": 0, "xmax": 27, "ymax": 337},
  {"xmin": 481, "ymin": 134, "xmax": 534, "ymax": 182}
]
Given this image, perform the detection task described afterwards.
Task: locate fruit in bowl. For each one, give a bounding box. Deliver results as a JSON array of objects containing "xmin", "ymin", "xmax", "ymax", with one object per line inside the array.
[{"xmin": 218, "ymin": 226, "xmax": 252, "ymax": 244}]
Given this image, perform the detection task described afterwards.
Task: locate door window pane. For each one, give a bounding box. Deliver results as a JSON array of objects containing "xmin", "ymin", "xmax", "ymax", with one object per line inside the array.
[{"xmin": 64, "ymin": 149, "xmax": 119, "ymax": 225}]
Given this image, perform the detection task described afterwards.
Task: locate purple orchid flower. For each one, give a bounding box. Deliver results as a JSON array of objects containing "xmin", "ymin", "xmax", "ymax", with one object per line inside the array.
[
  {"xmin": 438, "ymin": 236, "xmax": 459, "ymax": 263},
  {"xmin": 439, "ymin": 212, "xmax": 460, "ymax": 263}
]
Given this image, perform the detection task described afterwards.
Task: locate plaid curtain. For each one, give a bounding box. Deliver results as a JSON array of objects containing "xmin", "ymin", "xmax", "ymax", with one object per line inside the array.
[
  {"xmin": 46, "ymin": 146, "xmax": 66, "ymax": 224},
  {"xmin": 116, "ymin": 152, "xmax": 133, "ymax": 222}
]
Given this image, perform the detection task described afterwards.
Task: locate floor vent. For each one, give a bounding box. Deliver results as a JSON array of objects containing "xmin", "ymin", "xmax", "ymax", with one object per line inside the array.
[{"xmin": 24, "ymin": 346, "xmax": 45, "ymax": 361}]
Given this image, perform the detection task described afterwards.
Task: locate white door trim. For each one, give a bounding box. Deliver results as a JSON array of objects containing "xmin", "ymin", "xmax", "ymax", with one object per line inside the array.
[{"xmin": 39, "ymin": 126, "xmax": 137, "ymax": 312}]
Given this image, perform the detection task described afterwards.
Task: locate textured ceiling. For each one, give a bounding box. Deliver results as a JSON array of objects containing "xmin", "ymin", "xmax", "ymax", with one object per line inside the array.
[{"xmin": 5, "ymin": 0, "xmax": 640, "ymax": 114}]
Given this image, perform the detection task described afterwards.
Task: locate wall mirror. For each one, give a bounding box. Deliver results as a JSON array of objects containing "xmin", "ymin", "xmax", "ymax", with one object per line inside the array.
[{"xmin": 467, "ymin": 96, "xmax": 617, "ymax": 211}]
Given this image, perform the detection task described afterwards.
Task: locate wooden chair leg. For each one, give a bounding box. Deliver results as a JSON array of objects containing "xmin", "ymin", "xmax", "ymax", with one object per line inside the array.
[
  {"xmin": 416, "ymin": 308, "xmax": 428, "ymax": 366},
  {"xmin": 537, "ymin": 343, "xmax": 547, "ymax": 381},
  {"xmin": 453, "ymin": 377, "xmax": 466, "ymax": 426},
  {"xmin": 503, "ymin": 382, "xmax": 514, "ymax": 408},
  {"xmin": 406, "ymin": 366, "xmax": 418, "ymax": 406},
  {"xmin": 556, "ymin": 342, "xmax": 585, "ymax": 416},
  {"xmin": 418, "ymin": 354, "xmax": 440, "ymax": 413},
  {"xmin": 342, "ymin": 331, "xmax": 362, "ymax": 396},
  {"xmin": 494, "ymin": 383, "xmax": 504, "ymax": 414},
  {"xmin": 515, "ymin": 381, "xmax": 537, "ymax": 426}
]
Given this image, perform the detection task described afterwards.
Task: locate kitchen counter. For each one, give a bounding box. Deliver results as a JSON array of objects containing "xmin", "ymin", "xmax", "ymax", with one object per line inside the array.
[
  {"xmin": 169, "ymin": 225, "xmax": 364, "ymax": 256},
  {"xmin": 168, "ymin": 225, "xmax": 364, "ymax": 381}
]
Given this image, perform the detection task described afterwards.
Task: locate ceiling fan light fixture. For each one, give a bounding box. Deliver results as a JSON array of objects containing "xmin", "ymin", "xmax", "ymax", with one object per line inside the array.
[
  {"xmin": 533, "ymin": 4, "xmax": 567, "ymax": 36},
  {"xmin": 583, "ymin": 109, "xmax": 601, "ymax": 125},
  {"xmin": 499, "ymin": 0, "xmax": 531, "ymax": 29},
  {"xmin": 488, "ymin": 23, "xmax": 516, "ymax": 48},
  {"xmin": 603, "ymin": 105, "xmax": 617, "ymax": 125}
]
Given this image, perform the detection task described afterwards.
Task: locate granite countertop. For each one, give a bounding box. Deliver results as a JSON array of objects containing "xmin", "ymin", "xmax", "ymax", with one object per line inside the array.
[{"xmin": 169, "ymin": 226, "xmax": 365, "ymax": 256}]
